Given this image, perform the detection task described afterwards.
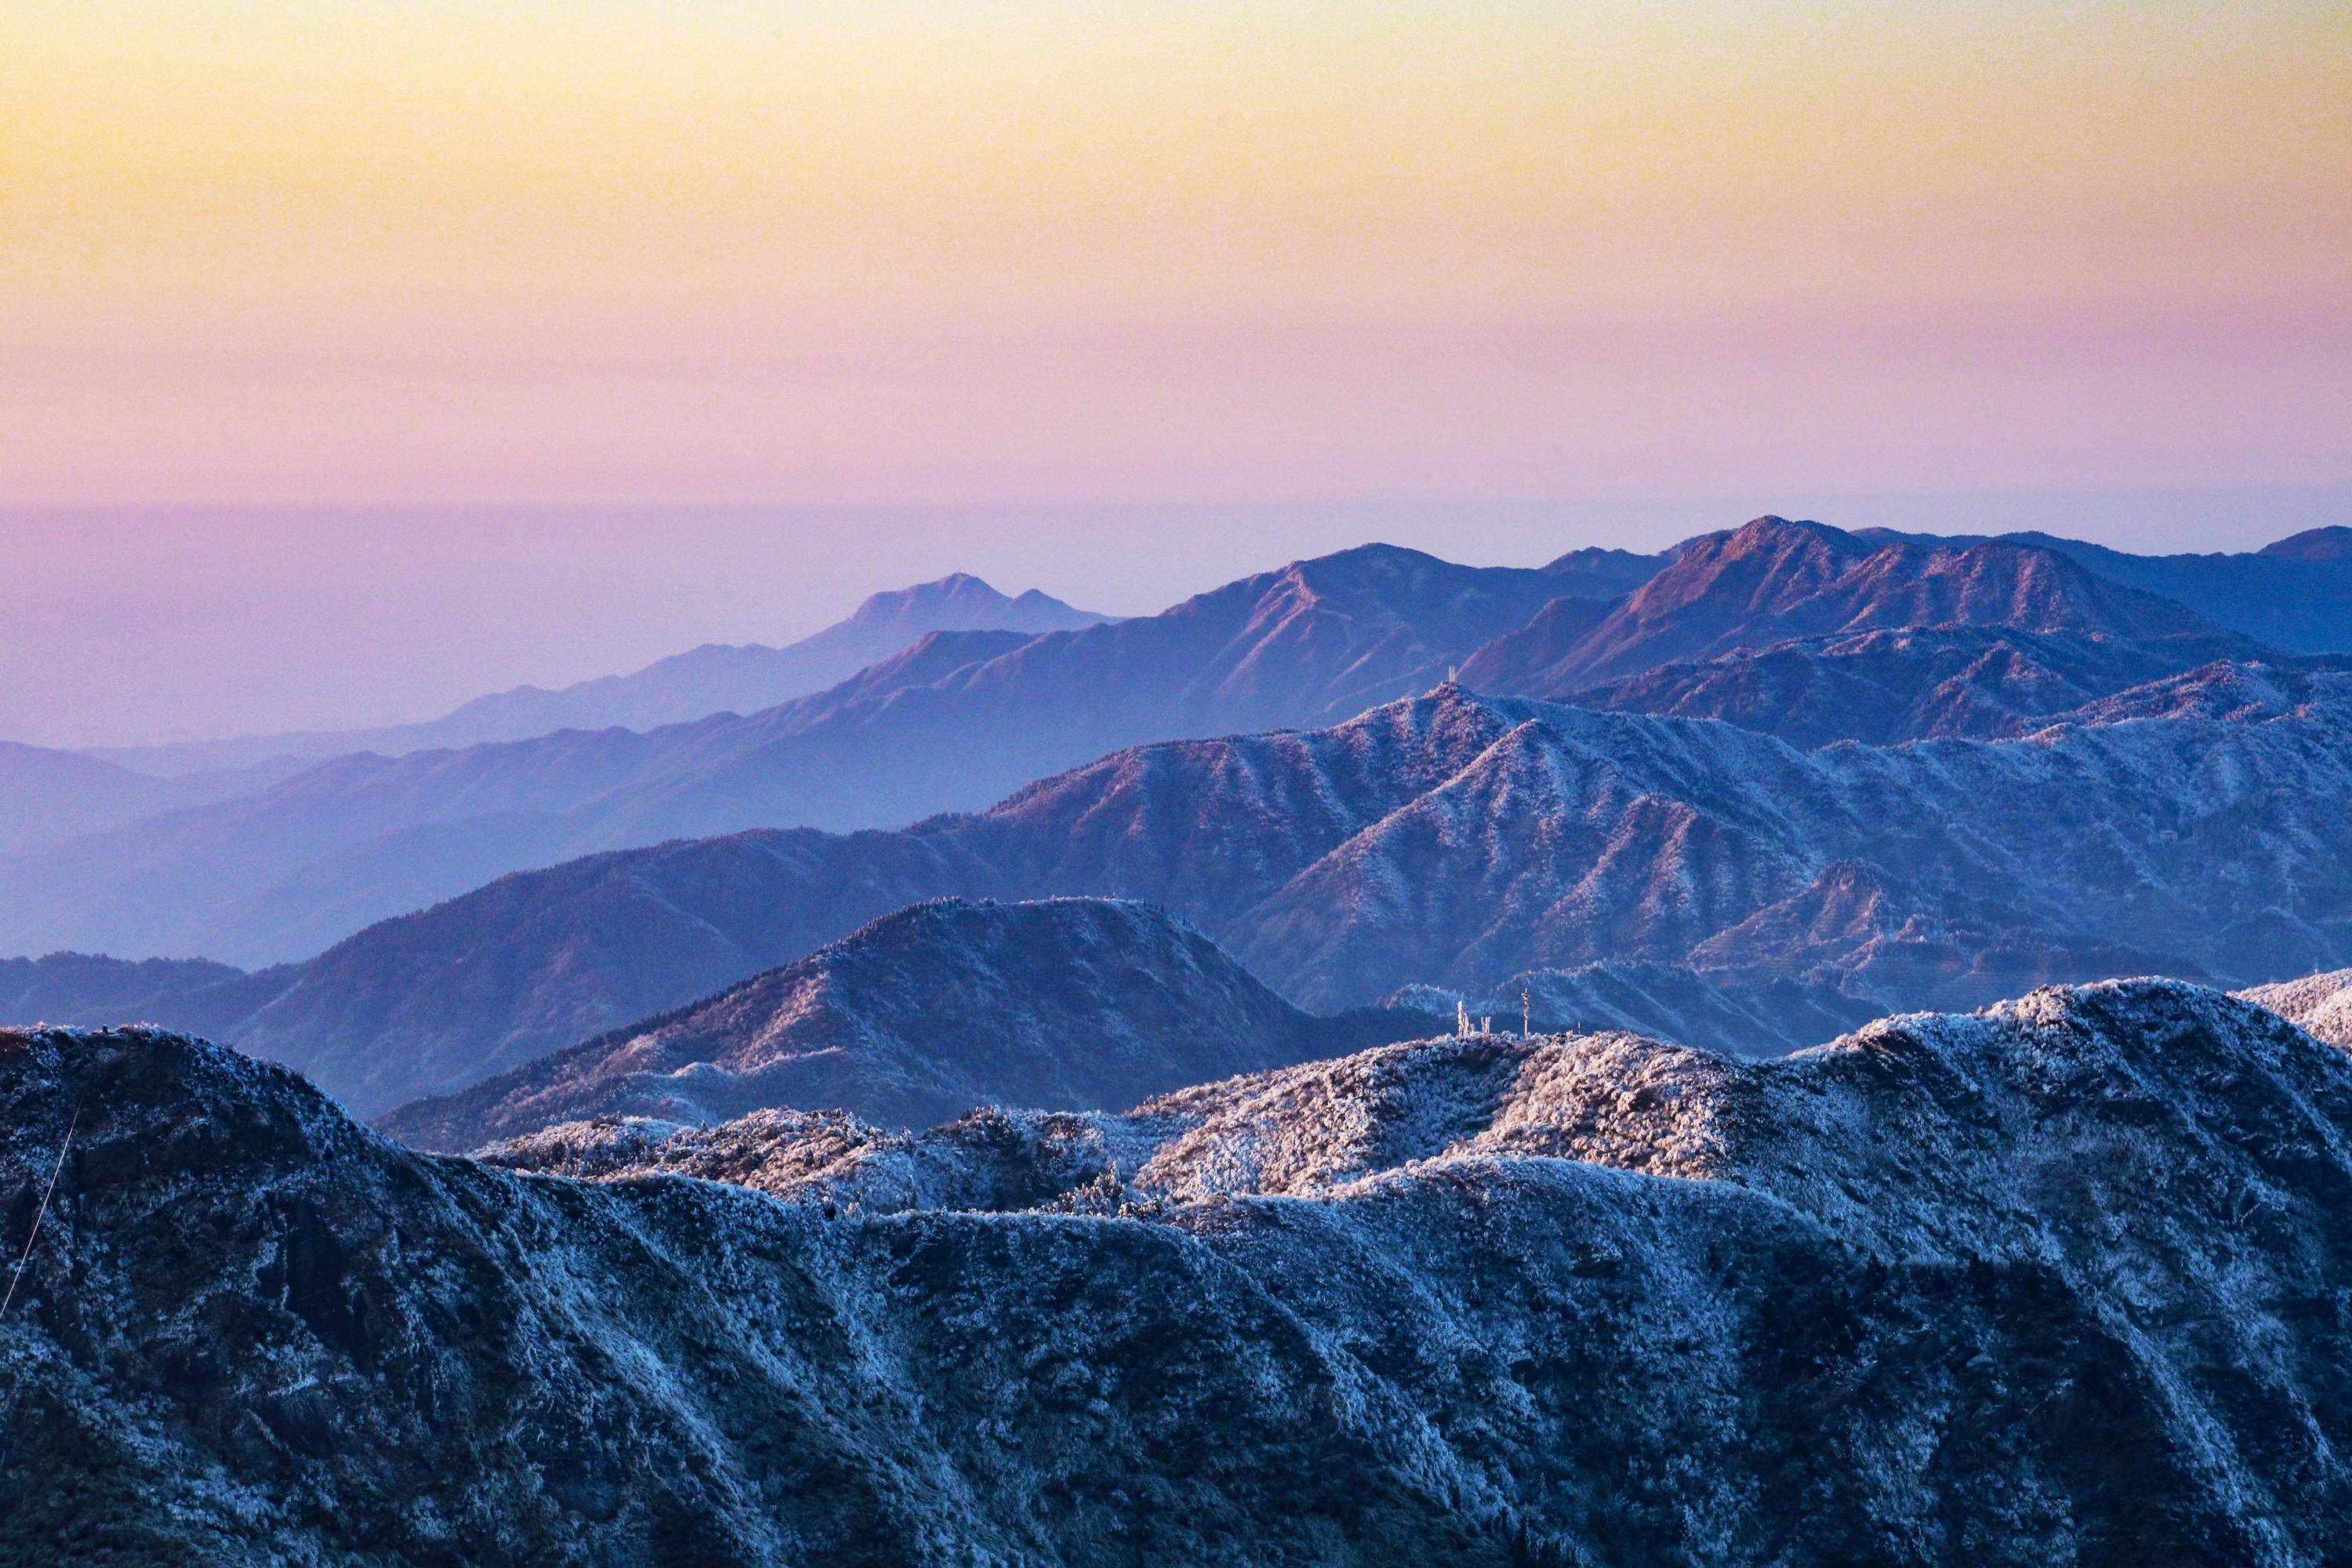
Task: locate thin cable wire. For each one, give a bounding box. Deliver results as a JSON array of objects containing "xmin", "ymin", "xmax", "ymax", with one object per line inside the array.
[{"xmin": 0, "ymin": 1108, "xmax": 78, "ymax": 1323}]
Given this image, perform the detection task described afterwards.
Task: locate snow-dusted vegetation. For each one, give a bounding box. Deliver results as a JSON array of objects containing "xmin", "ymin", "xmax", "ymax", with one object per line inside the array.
[{"xmin": 11, "ymin": 974, "xmax": 2352, "ymax": 1562}]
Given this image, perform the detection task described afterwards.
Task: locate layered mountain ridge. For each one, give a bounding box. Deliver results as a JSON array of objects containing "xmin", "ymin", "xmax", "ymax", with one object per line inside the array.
[
  {"xmin": 86, "ymin": 573, "xmax": 1111, "ymax": 775},
  {"xmin": 1456, "ymin": 517, "xmax": 2274, "ymax": 725},
  {"xmin": 9, "ymin": 518, "xmax": 2340, "ymax": 972},
  {"xmin": 0, "ymin": 545, "xmax": 1605, "ymax": 965},
  {"xmin": 2003, "ymin": 525, "xmax": 2352, "ymax": 655},
  {"xmin": 27, "ymin": 676, "xmax": 2352, "ymax": 1116},
  {"xmin": 0, "ymin": 742, "xmax": 311, "ymax": 857},
  {"xmin": 1544, "ymin": 628, "xmax": 2322, "ymax": 748},
  {"xmin": 13, "ymin": 977, "xmax": 2352, "ymax": 1561}
]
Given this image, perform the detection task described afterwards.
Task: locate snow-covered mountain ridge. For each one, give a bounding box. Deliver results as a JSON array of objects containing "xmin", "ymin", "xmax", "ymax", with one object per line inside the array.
[
  {"xmin": 2239, "ymin": 967, "xmax": 2352, "ymax": 1049},
  {"xmin": 12, "ymin": 976, "xmax": 2352, "ymax": 1561}
]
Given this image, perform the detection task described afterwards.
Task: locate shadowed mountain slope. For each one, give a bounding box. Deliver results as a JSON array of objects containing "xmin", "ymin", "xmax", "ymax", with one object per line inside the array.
[
  {"xmin": 1542, "ymin": 626, "xmax": 2310, "ymax": 747},
  {"xmin": 2009, "ymin": 525, "xmax": 2352, "ymax": 655},
  {"xmin": 1527, "ymin": 543, "xmax": 1675, "ymax": 598},
  {"xmin": 16, "ymin": 979, "xmax": 2352, "ymax": 1561},
  {"xmin": 0, "ymin": 545, "xmax": 1593, "ymax": 966},
  {"xmin": 378, "ymin": 898, "xmax": 1436, "ymax": 1151}
]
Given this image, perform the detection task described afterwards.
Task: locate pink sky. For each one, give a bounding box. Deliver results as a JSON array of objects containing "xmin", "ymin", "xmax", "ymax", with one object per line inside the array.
[
  {"xmin": 5, "ymin": 2, "xmax": 2346, "ymax": 508},
  {"xmin": 3, "ymin": 489, "xmax": 2346, "ymax": 750},
  {"xmin": 2, "ymin": 3, "xmax": 2345, "ymax": 744}
]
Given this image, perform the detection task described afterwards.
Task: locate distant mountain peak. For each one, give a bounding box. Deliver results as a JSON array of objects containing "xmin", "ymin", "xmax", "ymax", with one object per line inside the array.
[
  {"xmin": 2259, "ymin": 525, "xmax": 2352, "ymax": 562},
  {"xmin": 375, "ymin": 895, "xmax": 1421, "ymax": 1149},
  {"xmin": 848, "ymin": 572, "xmax": 1017, "ymax": 619},
  {"xmin": 1454, "ymin": 515, "xmax": 2263, "ymax": 702}
]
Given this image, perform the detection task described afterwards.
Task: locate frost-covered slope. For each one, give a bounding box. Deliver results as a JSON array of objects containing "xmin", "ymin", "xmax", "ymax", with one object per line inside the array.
[
  {"xmin": 1391, "ymin": 960, "xmax": 1878, "ymax": 1056},
  {"xmin": 377, "ymin": 898, "xmax": 1432, "ymax": 1151},
  {"xmin": 2239, "ymin": 967, "xmax": 2352, "ymax": 1049},
  {"xmin": 18, "ymin": 981, "xmax": 2352, "ymax": 1563},
  {"xmin": 2045, "ymin": 659, "xmax": 2352, "ymax": 728},
  {"xmin": 1221, "ymin": 688, "xmax": 2352, "ymax": 1007}
]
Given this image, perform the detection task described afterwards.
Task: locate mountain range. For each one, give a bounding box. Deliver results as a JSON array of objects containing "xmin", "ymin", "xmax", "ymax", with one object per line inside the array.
[
  {"xmin": 0, "ymin": 742, "xmax": 310, "ymax": 856},
  {"xmin": 16, "ymin": 510, "xmax": 2352, "ymax": 1563},
  {"xmin": 14, "ymin": 975, "xmax": 2352, "ymax": 1561},
  {"xmin": 379, "ymin": 897, "xmax": 1435, "ymax": 1152},
  {"xmin": 1996, "ymin": 523, "xmax": 2352, "ymax": 654},
  {"xmin": 1475, "ymin": 520, "xmax": 2352, "ymax": 703},
  {"xmin": 21, "ymin": 666, "xmax": 2352, "ymax": 1119},
  {"xmin": 1457, "ymin": 517, "xmax": 2274, "ymax": 727},
  {"xmin": 0, "ymin": 544, "xmax": 1639, "ymax": 964},
  {"xmin": 84, "ymin": 573, "xmax": 1112, "ymax": 776},
  {"xmin": 6, "ymin": 515, "xmax": 2332, "ymax": 971}
]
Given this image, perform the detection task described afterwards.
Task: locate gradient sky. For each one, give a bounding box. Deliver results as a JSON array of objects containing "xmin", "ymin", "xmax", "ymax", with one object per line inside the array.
[
  {"xmin": 6, "ymin": 0, "xmax": 2347, "ymax": 506},
  {"xmin": 2, "ymin": 2, "xmax": 2347, "ymax": 743}
]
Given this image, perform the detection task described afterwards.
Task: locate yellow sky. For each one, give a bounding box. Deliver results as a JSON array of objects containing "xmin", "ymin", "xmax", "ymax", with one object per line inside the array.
[{"xmin": 4, "ymin": 1, "xmax": 2347, "ymax": 503}]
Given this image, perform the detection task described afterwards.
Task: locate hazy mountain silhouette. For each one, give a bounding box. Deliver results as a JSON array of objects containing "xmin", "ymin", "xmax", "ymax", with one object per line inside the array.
[
  {"xmin": 0, "ymin": 546, "xmax": 1600, "ymax": 964},
  {"xmin": 89, "ymin": 573, "xmax": 1111, "ymax": 775},
  {"xmin": 0, "ymin": 742, "xmax": 308, "ymax": 855}
]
